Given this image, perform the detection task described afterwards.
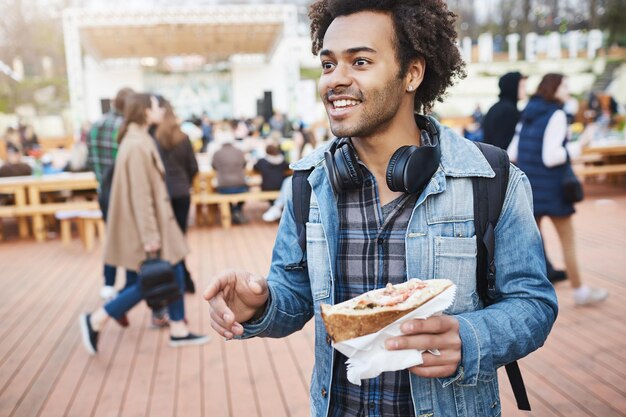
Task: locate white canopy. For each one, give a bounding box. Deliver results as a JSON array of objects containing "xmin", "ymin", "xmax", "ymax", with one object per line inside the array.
[{"xmin": 62, "ymin": 5, "xmax": 298, "ymax": 122}]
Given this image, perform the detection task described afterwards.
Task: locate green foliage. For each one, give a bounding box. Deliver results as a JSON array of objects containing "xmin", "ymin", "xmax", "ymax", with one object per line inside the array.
[
  {"xmin": 0, "ymin": 96, "xmax": 10, "ymax": 113},
  {"xmin": 300, "ymin": 67, "xmax": 322, "ymax": 80}
]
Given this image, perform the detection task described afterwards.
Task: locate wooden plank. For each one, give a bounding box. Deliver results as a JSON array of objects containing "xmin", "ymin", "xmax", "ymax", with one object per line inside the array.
[
  {"xmin": 116, "ymin": 308, "xmax": 160, "ymax": 417},
  {"xmin": 0, "ymin": 255, "xmax": 97, "ymax": 417},
  {"xmin": 223, "ymin": 339, "xmax": 259, "ymax": 417},
  {"xmin": 0, "ymin": 241, "xmax": 59, "ymax": 312},
  {"xmin": 192, "ymin": 191, "xmax": 281, "ymax": 205},
  {"xmin": 263, "ymin": 337, "xmax": 310, "ymax": 417},
  {"xmin": 63, "ymin": 327, "xmax": 125, "ymax": 416},
  {"xmin": 0, "ymin": 249, "xmax": 95, "ymax": 395},
  {"xmin": 92, "ymin": 311, "xmax": 148, "ymax": 417},
  {"xmin": 200, "ymin": 229, "xmax": 231, "ymax": 417},
  {"xmin": 244, "ymin": 337, "xmax": 290, "ymax": 417}
]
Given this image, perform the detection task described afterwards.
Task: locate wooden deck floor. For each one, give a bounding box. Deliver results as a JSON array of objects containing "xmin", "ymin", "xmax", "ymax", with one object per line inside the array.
[{"xmin": 1, "ymin": 184, "xmax": 625, "ymax": 417}]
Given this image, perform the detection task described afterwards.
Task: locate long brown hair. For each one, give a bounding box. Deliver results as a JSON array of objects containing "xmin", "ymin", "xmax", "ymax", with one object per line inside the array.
[
  {"xmin": 117, "ymin": 93, "xmax": 152, "ymax": 143},
  {"xmin": 534, "ymin": 73, "xmax": 564, "ymax": 104},
  {"xmin": 155, "ymin": 98, "xmax": 187, "ymax": 150}
]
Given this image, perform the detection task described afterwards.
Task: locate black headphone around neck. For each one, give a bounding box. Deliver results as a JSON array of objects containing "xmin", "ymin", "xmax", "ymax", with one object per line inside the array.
[{"xmin": 324, "ymin": 114, "xmax": 441, "ymax": 195}]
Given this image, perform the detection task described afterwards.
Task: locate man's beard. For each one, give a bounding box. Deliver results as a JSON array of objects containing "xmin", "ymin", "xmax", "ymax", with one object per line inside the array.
[{"xmin": 329, "ymin": 76, "xmax": 405, "ymax": 139}]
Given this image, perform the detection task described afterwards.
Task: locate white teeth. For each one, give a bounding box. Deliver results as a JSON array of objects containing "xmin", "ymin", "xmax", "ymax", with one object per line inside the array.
[{"xmin": 333, "ymin": 99, "xmax": 359, "ymax": 109}]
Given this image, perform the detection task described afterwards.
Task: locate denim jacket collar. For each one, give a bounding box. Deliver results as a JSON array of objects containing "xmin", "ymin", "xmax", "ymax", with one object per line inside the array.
[{"xmin": 290, "ymin": 116, "xmax": 495, "ymax": 180}]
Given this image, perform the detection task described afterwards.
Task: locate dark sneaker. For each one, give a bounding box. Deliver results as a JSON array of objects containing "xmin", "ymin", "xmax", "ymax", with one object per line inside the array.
[
  {"xmin": 169, "ymin": 332, "xmax": 210, "ymax": 347},
  {"xmin": 79, "ymin": 314, "xmax": 99, "ymax": 355},
  {"xmin": 150, "ymin": 308, "xmax": 169, "ymax": 328},
  {"xmin": 184, "ymin": 273, "xmax": 196, "ymax": 294},
  {"xmin": 232, "ymin": 211, "xmax": 248, "ymax": 225},
  {"xmin": 114, "ymin": 314, "xmax": 129, "ymax": 328}
]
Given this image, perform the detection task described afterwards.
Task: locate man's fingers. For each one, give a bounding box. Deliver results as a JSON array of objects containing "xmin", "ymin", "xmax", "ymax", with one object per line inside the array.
[
  {"xmin": 385, "ymin": 334, "xmax": 437, "ymax": 351},
  {"xmin": 204, "ymin": 270, "xmax": 237, "ymax": 301},
  {"xmin": 209, "ymin": 318, "xmax": 234, "ymax": 339},
  {"xmin": 208, "ymin": 295, "xmax": 235, "ymax": 326},
  {"xmin": 203, "ymin": 280, "xmax": 222, "ymax": 301},
  {"xmin": 209, "ymin": 309, "xmax": 244, "ymax": 336},
  {"xmin": 209, "ymin": 308, "xmax": 230, "ymax": 329},
  {"xmin": 401, "ymin": 316, "xmax": 457, "ymax": 334},
  {"xmin": 408, "ymin": 364, "xmax": 457, "ymax": 378}
]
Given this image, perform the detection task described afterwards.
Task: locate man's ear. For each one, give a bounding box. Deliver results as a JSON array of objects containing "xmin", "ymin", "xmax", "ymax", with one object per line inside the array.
[{"xmin": 406, "ymin": 56, "xmax": 426, "ymax": 92}]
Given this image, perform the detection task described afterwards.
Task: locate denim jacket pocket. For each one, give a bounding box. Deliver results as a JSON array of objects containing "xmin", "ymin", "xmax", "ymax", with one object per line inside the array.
[
  {"xmin": 306, "ymin": 222, "xmax": 331, "ymax": 300},
  {"xmin": 434, "ymin": 236, "xmax": 478, "ymax": 314},
  {"xmin": 452, "ymin": 376, "xmax": 501, "ymax": 417}
]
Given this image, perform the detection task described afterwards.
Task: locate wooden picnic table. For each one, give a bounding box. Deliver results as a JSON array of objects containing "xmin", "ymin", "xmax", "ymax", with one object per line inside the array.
[
  {"xmin": 0, "ymin": 172, "xmax": 99, "ymax": 242},
  {"xmin": 576, "ymin": 140, "xmax": 626, "ymax": 182},
  {"xmin": 582, "ymin": 140, "xmax": 626, "ymax": 158},
  {"xmin": 0, "ymin": 177, "xmax": 31, "ymax": 238},
  {"xmin": 26, "ymin": 172, "xmax": 99, "ymax": 242}
]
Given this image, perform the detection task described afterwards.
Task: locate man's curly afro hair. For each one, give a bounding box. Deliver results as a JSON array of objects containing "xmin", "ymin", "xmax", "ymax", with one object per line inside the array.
[{"xmin": 309, "ymin": 0, "xmax": 466, "ymax": 113}]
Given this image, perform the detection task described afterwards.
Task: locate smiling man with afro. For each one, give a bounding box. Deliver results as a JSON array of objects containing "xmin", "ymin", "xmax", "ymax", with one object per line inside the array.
[
  {"xmin": 309, "ymin": 0, "xmax": 466, "ymax": 113},
  {"xmin": 204, "ymin": 1, "xmax": 558, "ymax": 416}
]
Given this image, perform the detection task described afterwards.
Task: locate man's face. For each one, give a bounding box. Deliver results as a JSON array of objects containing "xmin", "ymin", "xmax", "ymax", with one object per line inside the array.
[{"xmin": 318, "ymin": 11, "xmax": 406, "ymax": 139}]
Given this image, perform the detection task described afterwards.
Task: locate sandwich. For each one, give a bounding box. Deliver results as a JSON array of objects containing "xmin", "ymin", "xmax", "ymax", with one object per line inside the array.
[{"xmin": 321, "ymin": 278, "xmax": 453, "ymax": 343}]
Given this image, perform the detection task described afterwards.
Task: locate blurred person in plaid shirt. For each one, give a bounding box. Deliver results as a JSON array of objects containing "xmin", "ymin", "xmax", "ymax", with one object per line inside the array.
[{"xmin": 87, "ymin": 87, "xmax": 135, "ymax": 305}]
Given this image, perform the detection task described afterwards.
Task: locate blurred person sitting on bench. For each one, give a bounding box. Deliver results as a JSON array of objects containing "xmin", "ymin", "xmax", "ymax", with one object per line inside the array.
[{"xmin": 211, "ymin": 136, "xmax": 248, "ymax": 225}]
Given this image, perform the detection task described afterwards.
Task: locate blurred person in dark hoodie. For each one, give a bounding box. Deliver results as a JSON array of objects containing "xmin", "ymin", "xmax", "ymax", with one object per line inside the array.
[
  {"xmin": 484, "ymin": 72, "xmax": 566, "ymax": 284},
  {"xmin": 482, "ymin": 72, "xmax": 527, "ymax": 150}
]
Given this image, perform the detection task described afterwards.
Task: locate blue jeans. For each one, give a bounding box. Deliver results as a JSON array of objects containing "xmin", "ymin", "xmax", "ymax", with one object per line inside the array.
[
  {"xmin": 217, "ymin": 185, "xmax": 248, "ymax": 213},
  {"xmin": 104, "ymin": 262, "xmax": 185, "ymax": 322},
  {"xmin": 103, "ymin": 265, "xmax": 136, "ymax": 288}
]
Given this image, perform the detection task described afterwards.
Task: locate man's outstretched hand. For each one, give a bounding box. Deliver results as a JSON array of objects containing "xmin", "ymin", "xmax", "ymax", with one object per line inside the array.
[{"xmin": 204, "ymin": 270, "xmax": 269, "ymax": 339}]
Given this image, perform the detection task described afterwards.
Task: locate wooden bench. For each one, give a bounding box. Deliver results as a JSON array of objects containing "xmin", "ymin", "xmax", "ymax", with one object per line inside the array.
[
  {"xmin": 574, "ymin": 163, "xmax": 626, "ymax": 182},
  {"xmin": 55, "ymin": 209, "xmax": 104, "ymax": 251},
  {"xmin": 192, "ymin": 190, "xmax": 281, "ymax": 228},
  {"xmin": 1, "ymin": 200, "xmax": 100, "ymax": 243}
]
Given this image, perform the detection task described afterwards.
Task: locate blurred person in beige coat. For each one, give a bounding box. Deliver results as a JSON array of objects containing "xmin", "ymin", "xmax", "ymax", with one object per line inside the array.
[{"xmin": 79, "ymin": 93, "xmax": 209, "ymax": 356}]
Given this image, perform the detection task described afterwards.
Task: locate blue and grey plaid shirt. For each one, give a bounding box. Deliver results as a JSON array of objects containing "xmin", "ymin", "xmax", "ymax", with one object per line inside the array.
[
  {"xmin": 328, "ymin": 163, "xmax": 417, "ymax": 417},
  {"xmin": 87, "ymin": 111, "xmax": 123, "ymax": 184}
]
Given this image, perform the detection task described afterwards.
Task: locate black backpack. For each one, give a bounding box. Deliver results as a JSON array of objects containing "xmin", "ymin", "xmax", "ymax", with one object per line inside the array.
[
  {"xmin": 287, "ymin": 141, "xmax": 531, "ymax": 411},
  {"xmin": 139, "ymin": 256, "xmax": 182, "ymax": 310}
]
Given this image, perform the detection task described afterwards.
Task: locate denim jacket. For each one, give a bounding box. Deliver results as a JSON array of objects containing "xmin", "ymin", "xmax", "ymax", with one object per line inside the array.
[{"xmin": 242, "ymin": 118, "xmax": 558, "ymax": 417}]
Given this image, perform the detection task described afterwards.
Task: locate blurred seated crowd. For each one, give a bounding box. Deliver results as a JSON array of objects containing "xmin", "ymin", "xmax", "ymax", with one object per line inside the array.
[{"xmin": 0, "ymin": 110, "xmax": 330, "ymax": 179}]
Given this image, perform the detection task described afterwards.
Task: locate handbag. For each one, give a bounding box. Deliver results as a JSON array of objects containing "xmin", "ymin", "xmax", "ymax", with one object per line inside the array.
[
  {"xmin": 139, "ymin": 253, "xmax": 182, "ymax": 309},
  {"xmin": 562, "ymin": 164, "xmax": 584, "ymax": 203}
]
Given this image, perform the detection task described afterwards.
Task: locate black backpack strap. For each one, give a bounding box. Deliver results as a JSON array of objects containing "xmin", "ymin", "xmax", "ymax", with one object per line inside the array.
[
  {"xmin": 504, "ymin": 361, "xmax": 530, "ymax": 411},
  {"xmin": 473, "ymin": 142, "xmax": 530, "ymax": 411},
  {"xmin": 472, "ymin": 142, "xmax": 509, "ymax": 303},
  {"xmin": 285, "ymin": 169, "xmax": 313, "ymax": 272}
]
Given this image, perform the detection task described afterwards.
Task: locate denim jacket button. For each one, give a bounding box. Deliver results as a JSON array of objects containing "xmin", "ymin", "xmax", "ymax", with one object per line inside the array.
[
  {"xmin": 321, "ymin": 387, "xmax": 327, "ymax": 398},
  {"xmin": 326, "ymin": 334, "xmax": 332, "ymax": 345}
]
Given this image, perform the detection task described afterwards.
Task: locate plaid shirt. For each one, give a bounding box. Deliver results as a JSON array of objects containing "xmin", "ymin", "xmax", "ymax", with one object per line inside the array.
[
  {"xmin": 328, "ymin": 164, "xmax": 417, "ymax": 417},
  {"xmin": 87, "ymin": 111, "xmax": 123, "ymax": 184}
]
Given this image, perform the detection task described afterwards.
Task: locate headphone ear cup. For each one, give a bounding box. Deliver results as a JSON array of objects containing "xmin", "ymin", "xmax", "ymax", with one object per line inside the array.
[
  {"xmin": 335, "ymin": 142, "xmax": 362, "ymax": 191},
  {"xmin": 386, "ymin": 146, "xmax": 414, "ymax": 192},
  {"xmin": 324, "ymin": 139, "xmax": 363, "ymax": 194}
]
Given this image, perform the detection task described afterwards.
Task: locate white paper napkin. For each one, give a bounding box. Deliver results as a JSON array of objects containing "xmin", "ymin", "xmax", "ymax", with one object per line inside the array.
[{"xmin": 331, "ymin": 285, "xmax": 456, "ymax": 385}]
